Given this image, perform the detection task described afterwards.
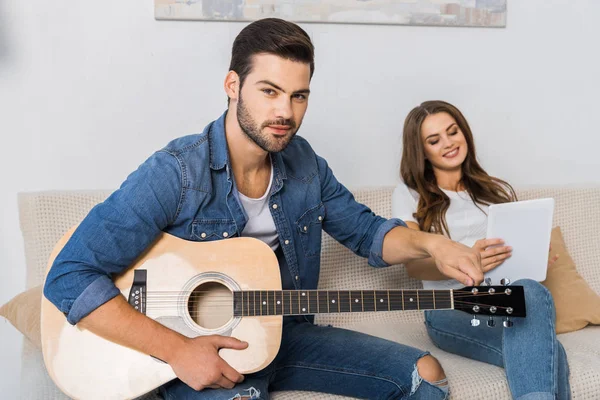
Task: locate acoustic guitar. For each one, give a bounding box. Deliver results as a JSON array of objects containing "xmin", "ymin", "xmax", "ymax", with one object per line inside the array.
[{"xmin": 41, "ymin": 228, "xmax": 526, "ymax": 399}]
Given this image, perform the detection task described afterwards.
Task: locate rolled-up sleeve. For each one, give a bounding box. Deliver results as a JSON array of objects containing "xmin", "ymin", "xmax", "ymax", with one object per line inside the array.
[
  {"xmin": 43, "ymin": 150, "xmax": 183, "ymax": 325},
  {"xmin": 368, "ymin": 218, "xmax": 408, "ymax": 267},
  {"xmin": 316, "ymin": 155, "xmax": 407, "ymax": 268}
]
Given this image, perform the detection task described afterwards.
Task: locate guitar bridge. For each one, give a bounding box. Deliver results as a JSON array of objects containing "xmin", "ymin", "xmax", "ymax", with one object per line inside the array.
[{"xmin": 128, "ymin": 269, "xmax": 147, "ymax": 314}]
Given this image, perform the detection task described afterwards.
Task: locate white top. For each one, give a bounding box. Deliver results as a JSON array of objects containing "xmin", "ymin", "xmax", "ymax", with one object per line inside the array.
[
  {"xmin": 392, "ymin": 182, "xmax": 488, "ymax": 289},
  {"xmin": 239, "ymin": 165, "xmax": 280, "ymax": 251}
]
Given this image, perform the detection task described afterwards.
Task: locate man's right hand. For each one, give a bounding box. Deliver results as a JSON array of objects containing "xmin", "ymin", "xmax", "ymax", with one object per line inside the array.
[
  {"xmin": 167, "ymin": 335, "xmax": 248, "ymax": 391},
  {"xmin": 425, "ymin": 235, "xmax": 484, "ymax": 286}
]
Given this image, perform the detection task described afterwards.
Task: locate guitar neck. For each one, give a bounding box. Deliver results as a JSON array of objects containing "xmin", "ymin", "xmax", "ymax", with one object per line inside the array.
[{"xmin": 233, "ymin": 289, "xmax": 453, "ymax": 317}]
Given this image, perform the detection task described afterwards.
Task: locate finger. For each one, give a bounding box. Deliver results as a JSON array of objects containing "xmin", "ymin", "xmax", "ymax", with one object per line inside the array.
[
  {"xmin": 483, "ymin": 261, "xmax": 503, "ymax": 272},
  {"xmin": 459, "ymin": 256, "xmax": 484, "ymax": 286},
  {"xmin": 221, "ymin": 361, "xmax": 245, "ymax": 384},
  {"xmin": 438, "ymin": 263, "xmax": 473, "ymax": 286},
  {"xmin": 477, "ymin": 238, "xmax": 505, "ymax": 249},
  {"xmin": 438, "ymin": 265, "xmax": 475, "ymax": 286},
  {"xmin": 212, "ymin": 336, "xmax": 249, "ymax": 350},
  {"xmin": 482, "ymin": 253, "xmax": 511, "ymax": 268},
  {"xmin": 481, "ymin": 246, "xmax": 512, "ymax": 259},
  {"xmin": 215, "ymin": 375, "xmax": 237, "ymax": 390}
]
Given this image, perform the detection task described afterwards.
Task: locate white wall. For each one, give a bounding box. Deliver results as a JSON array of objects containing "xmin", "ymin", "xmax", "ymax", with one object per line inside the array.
[{"xmin": 1, "ymin": 1, "xmax": 599, "ymax": 396}]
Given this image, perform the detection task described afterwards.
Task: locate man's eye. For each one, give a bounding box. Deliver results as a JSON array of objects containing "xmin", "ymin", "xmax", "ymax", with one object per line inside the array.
[
  {"xmin": 262, "ymin": 89, "xmax": 276, "ymax": 95},
  {"xmin": 293, "ymin": 94, "xmax": 306, "ymax": 101}
]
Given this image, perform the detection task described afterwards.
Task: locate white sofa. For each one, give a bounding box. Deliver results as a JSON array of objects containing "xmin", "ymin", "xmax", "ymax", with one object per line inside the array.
[{"xmin": 15, "ymin": 187, "xmax": 600, "ymax": 399}]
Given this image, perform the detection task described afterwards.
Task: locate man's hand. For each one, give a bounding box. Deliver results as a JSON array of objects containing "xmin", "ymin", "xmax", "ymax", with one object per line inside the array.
[
  {"xmin": 426, "ymin": 235, "xmax": 484, "ymax": 286},
  {"xmin": 167, "ymin": 335, "xmax": 248, "ymax": 391}
]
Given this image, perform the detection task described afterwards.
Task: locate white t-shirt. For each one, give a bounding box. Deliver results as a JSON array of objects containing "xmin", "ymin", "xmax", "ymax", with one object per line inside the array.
[
  {"xmin": 392, "ymin": 182, "xmax": 488, "ymax": 289},
  {"xmin": 239, "ymin": 165, "xmax": 279, "ymax": 251}
]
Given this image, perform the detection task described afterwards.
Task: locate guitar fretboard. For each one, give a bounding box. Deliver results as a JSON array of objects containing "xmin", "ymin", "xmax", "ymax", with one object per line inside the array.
[{"xmin": 233, "ymin": 289, "xmax": 452, "ymax": 317}]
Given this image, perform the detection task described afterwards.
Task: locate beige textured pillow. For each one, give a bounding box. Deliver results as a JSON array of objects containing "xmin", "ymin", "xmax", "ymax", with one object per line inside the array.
[
  {"xmin": 0, "ymin": 285, "xmax": 42, "ymax": 348},
  {"xmin": 542, "ymin": 227, "xmax": 600, "ymax": 334}
]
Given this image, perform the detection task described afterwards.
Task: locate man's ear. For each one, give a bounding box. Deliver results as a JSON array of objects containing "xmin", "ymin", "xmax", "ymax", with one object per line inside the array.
[{"xmin": 224, "ymin": 71, "xmax": 240, "ymax": 102}]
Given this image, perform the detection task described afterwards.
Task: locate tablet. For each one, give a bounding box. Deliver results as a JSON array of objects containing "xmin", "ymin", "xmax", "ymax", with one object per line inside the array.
[{"xmin": 485, "ymin": 198, "xmax": 554, "ymax": 284}]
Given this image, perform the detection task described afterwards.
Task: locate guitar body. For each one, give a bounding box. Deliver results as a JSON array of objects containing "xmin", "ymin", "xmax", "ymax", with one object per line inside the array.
[{"xmin": 41, "ymin": 230, "xmax": 282, "ymax": 400}]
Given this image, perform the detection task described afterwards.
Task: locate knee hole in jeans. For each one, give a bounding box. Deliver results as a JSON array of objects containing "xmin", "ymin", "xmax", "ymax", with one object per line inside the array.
[{"xmin": 416, "ymin": 355, "xmax": 446, "ymax": 384}]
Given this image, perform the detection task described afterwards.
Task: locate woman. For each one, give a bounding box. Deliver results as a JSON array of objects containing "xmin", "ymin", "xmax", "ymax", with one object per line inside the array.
[{"xmin": 393, "ymin": 100, "xmax": 570, "ymax": 399}]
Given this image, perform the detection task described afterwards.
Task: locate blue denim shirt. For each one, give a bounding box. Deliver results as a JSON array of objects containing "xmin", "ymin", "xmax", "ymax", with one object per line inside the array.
[{"xmin": 44, "ymin": 112, "xmax": 406, "ymax": 325}]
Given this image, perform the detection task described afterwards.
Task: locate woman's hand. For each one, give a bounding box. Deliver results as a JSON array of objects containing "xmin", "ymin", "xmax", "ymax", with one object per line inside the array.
[
  {"xmin": 472, "ymin": 238, "xmax": 512, "ymax": 273},
  {"xmin": 548, "ymin": 245, "xmax": 559, "ymax": 267}
]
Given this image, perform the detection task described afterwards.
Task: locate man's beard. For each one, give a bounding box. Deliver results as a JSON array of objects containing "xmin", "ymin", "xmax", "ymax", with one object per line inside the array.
[{"xmin": 237, "ymin": 94, "xmax": 298, "ymax": 153}]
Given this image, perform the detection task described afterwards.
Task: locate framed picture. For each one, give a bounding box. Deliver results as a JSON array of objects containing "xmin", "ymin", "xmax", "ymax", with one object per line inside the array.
[{"xmin": 155, "ymin": 0, "xmax": 507, "ymax": 28}]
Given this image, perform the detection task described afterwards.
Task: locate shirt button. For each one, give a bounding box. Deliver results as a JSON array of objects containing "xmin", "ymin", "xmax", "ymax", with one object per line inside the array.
[
  {"xmin": 295, "ymin": 276, "xmax": 299, "ymax": 280},
  {"xmin": 272, "ymin": 204, "xmax": 278, "ymax": 209},
  {"xmin": 318, "ymin": 216, "xmax": 323, "ymax": 221},
  {"xmin": 284, "ymin": 239, "xmax": 290, "ymax": 245},
  {"xmin": 200, "ymin": 233, "xmax": 207, "ymax": 239},
  {"xmin": 303, "ymin": 226, "xmax": 308, "ymax": 232},
  {"xmin": 222, "ymin": 232, "xmax": 229, "ymax": 238}
]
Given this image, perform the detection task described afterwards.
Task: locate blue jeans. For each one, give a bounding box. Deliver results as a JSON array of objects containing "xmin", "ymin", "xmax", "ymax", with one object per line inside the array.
[
  {"xmin": 425, "ymin": 279, "xmax": 570, "ymax": 400},
  {"xmin": 160, "ymin": 318, "xmax": 448, "ymax": 399}
]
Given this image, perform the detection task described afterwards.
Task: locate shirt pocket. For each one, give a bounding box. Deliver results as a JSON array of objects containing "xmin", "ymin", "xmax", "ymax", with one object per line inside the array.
[
  {"xmin": 295, "ymin": 203, "xmax": 325, "ymax": 257},
  {"xmin": 191, "ymin": 219, "xmax": 238, "ymax": 241}
]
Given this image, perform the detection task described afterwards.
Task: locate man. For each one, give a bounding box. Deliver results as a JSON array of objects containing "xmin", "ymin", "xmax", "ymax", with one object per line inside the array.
[{"xmin": 45, "ymin": 18, "xmax": 482, "ymax": 399}]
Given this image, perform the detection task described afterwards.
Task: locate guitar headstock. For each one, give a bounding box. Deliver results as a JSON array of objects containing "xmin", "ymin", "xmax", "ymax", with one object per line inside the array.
[{"xmin": 453, "ymin": 285, "xmax": 526, "ymax": 318}]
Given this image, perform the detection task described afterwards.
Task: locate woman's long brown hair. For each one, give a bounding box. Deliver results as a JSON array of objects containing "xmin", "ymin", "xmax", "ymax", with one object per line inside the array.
[{"xmin": 400, "ymin": 100, "xmax": 517, "ymax": 237}]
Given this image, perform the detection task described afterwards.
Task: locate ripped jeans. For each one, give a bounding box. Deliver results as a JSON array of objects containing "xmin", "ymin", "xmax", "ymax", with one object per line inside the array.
[
  {"xmin": 159, "ymin": 317, "xmax": 448, "ymax": 400},
  {"xmin": 425, "ymin": 279, "xmax": 571, "ymax": 400}
]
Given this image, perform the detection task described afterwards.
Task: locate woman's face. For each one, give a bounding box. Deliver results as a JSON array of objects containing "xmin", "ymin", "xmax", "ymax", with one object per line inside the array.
[{"xmin": 420, "ymin": 112, "xmax": 468, "ymax": 172}]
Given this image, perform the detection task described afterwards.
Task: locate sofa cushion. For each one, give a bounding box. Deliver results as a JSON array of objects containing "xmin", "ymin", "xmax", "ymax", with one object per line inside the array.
[
  {"xmin": 0, "ymin": 285, "xmax": 42, "ymax": 348},
  {"xmin": 542, "ymin": 227, "xmax": 600, "ymax": 333}
]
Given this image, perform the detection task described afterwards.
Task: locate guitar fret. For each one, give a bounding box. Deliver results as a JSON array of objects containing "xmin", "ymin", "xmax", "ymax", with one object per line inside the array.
[
  {"xmin": 339, "ymin": 290, "xmax": 350, "ymax": 313},
  {"xmin": 318, "ymin": 291, "xmax": 328, "ymax": 314},
  {"xmin": 275, "ymin": 291, "xmax": 283, "ymax": 315},
  {"xmin": 363, "ymin": 290, "xmax": 375, "ymax": 312},
  {"xmin": 417, "ymin": 290, "xmax": 420, "ymax": 310},
  {"xmin": 308, "ymin": 291, "xmax": 318, "ymax": 314},
  {"xmin": 267, "ymin": 291, "xmax": 273, "ymax": 315},
  {"xmin": 401, "ymin": 290, "xmax": 405, "ymax": 310},
  {"xmin": 233, "ymin": 291, "xmax": 242, "ymax": 317},
  {"xmin": 290, "ymin": 290, "xmax": 299, "ymax": 315},
  {"xmin": 419, "ymin": 290, "xmax": 433, "ymax": 311},
  {"xmin": 404, "ymin": 290, "xmax": 418, "ymax": 311},
  {"xmin": 374, "ymin": 290, "xmax": 388, "ymax": 312},
  {"xmin": 300, "ymin": 291, "xmax": 309, "ymax": 314},
  {"xmin": 360, "ymin": 290, "xmax": 365, "ymax": 312},
  {"xmin": 349, "ymin": 290, "xmax": 361, "ymax": 313},
  {"xmin": 373, "ymin": 290, "xmax": 377, "ymax": 312}
]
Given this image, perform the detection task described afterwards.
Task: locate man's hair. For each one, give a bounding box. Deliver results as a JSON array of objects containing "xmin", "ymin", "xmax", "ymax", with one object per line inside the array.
[{"xmin": 229, "ymin": 18, "xmax": 315, "ymax": 88}]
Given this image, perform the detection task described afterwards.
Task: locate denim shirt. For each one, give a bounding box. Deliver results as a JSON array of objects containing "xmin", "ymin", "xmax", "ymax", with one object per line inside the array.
[{"xmin": 44, "ymin": 111, "xmax": 407, "ymax": 325}]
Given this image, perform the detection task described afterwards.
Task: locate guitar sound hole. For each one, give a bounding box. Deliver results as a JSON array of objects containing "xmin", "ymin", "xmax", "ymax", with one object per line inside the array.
[{"xmin": 187, "ymin": 282, "xmax": 233, "ymax": 329}]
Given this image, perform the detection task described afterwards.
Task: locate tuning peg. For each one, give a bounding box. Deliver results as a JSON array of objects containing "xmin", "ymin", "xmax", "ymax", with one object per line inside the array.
[
  {"xmin": 484, "ymin": 278, "xmax": 492, "ymax": 286},
  {"xmin": 503, "ymin": 317, "xmax": 513, "ymax": 328},
  {"xmin": 487, "ymin": 316, "xmax": 496, "ymax": 327},
  {"xmin": 471, "ymin": 316, "xmax": 481, "ymax": 327},
  {"xmin": 500, "ymin": 278, "xmax": 511, "ymax": 286}
]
